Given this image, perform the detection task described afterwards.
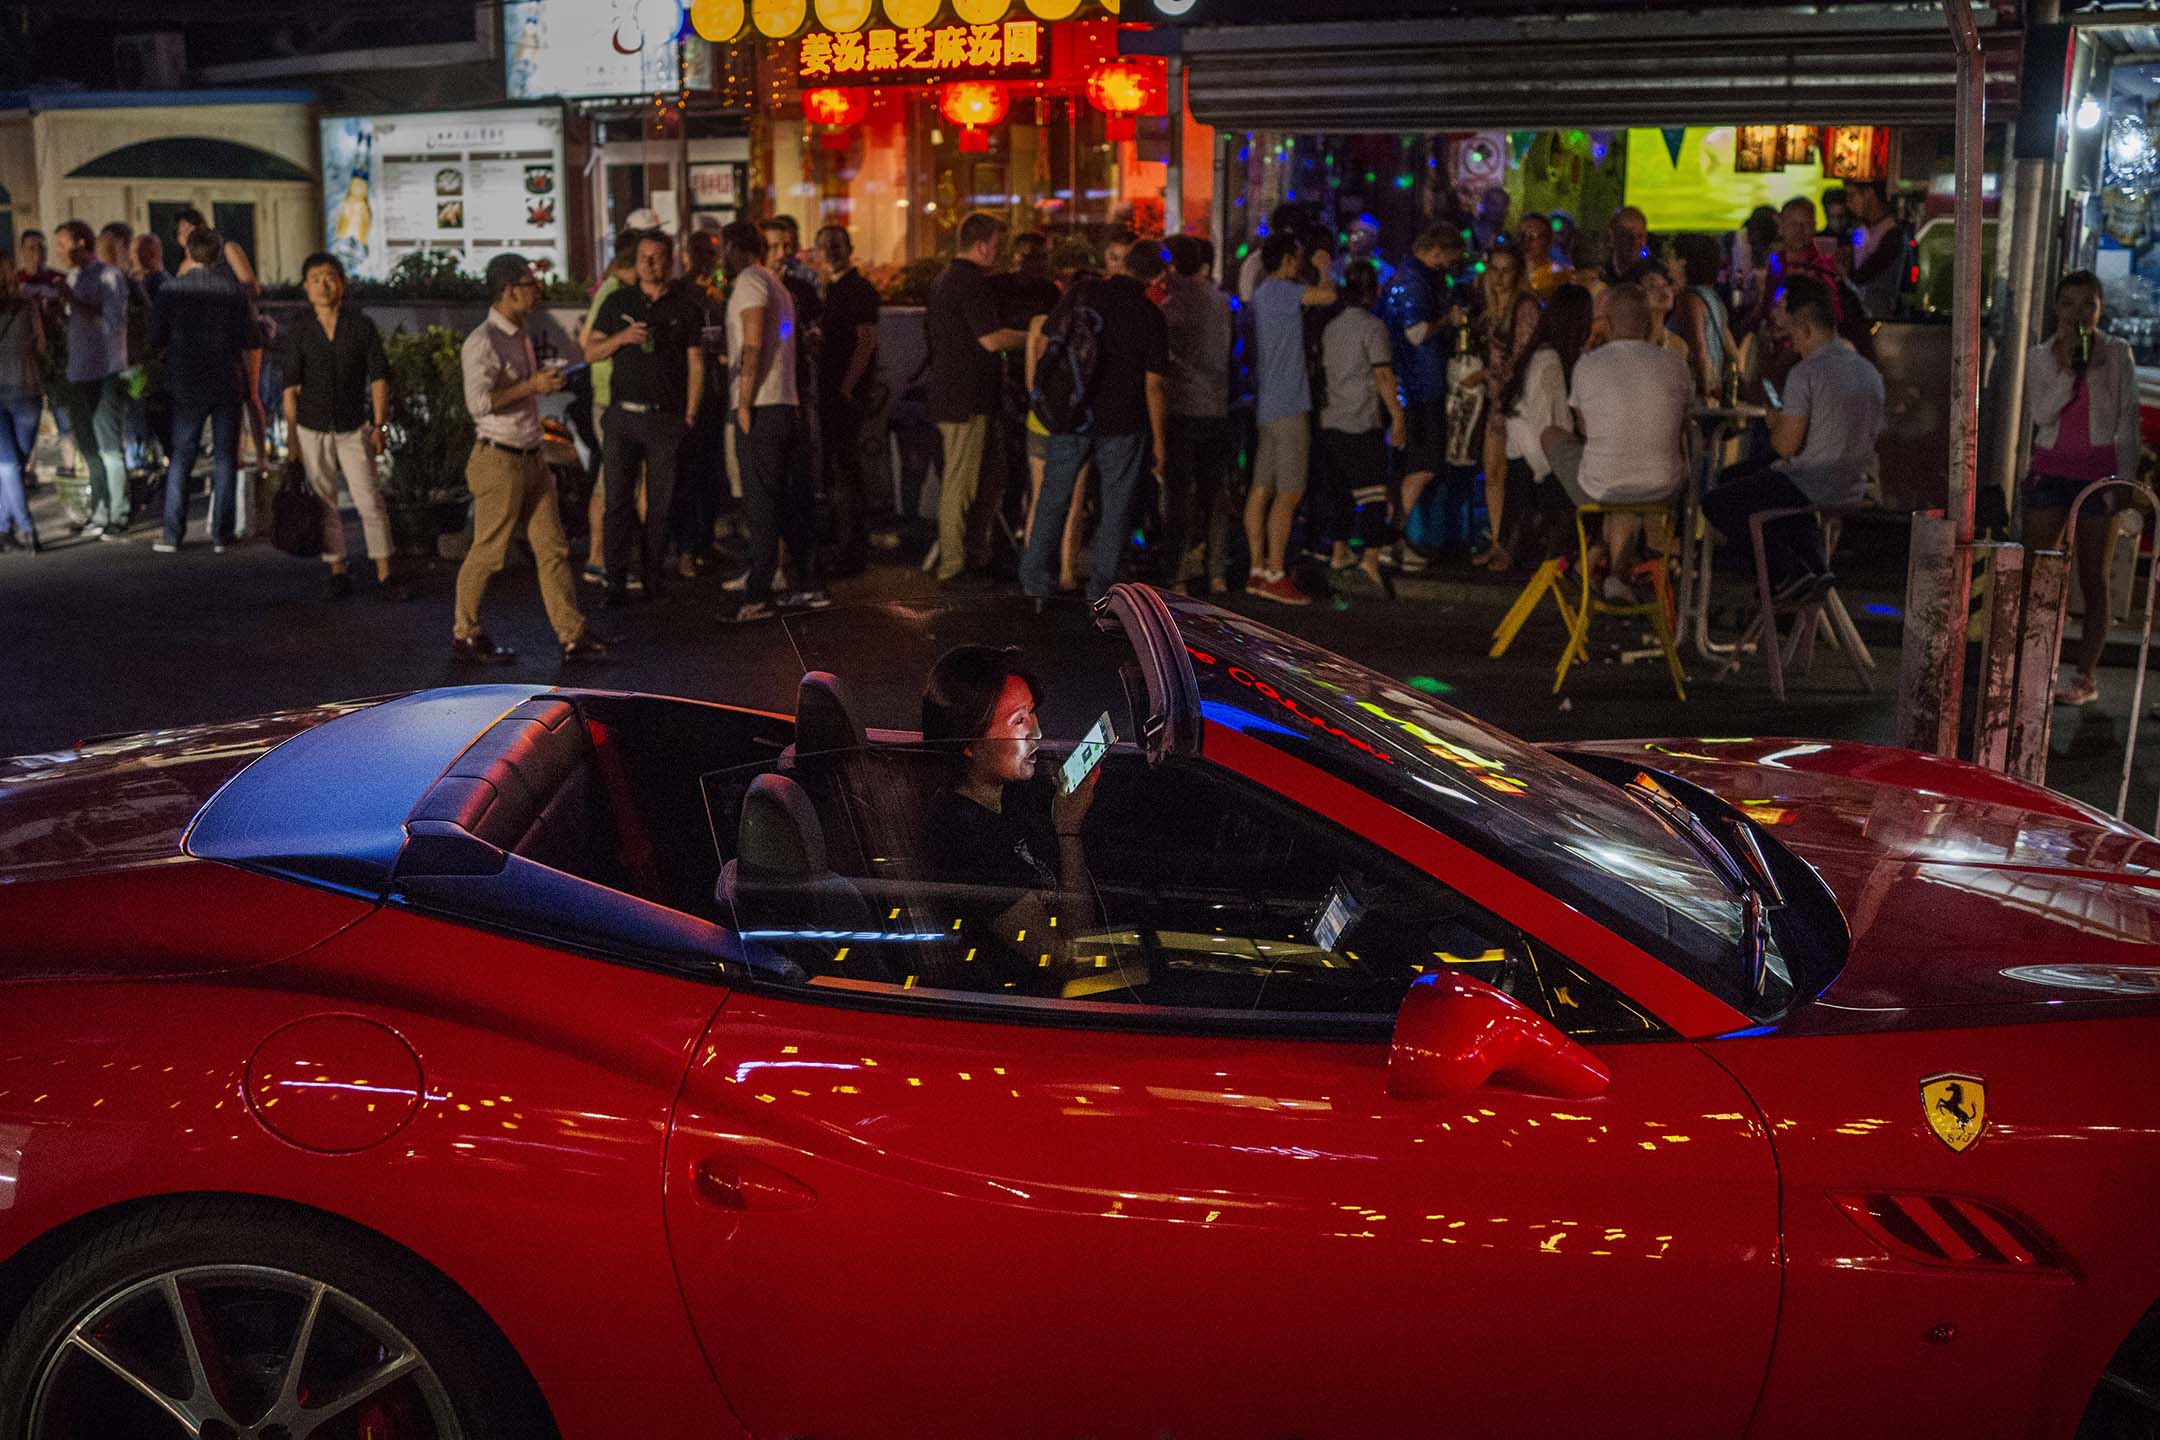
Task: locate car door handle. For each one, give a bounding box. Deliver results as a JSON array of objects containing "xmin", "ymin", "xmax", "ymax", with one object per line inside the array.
[{"xmin": 693, "ymin": 1154, "xmax": 819, "ymax": 1212}]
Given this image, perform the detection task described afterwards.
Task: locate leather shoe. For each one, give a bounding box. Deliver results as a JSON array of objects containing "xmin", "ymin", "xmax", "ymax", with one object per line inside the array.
[
  {"xmin": 562, "ymin": 632, "xmax": 613, "ymax": 662},
  {"xmin": 451, "ymin": 632, "xmax": 516, "ymax": 665}
]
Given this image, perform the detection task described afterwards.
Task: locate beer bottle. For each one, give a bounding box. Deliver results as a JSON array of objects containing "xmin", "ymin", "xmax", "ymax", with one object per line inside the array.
[{"xmin": 2073, "ymin": 322, "xmax": 2092, "ymax": 371}]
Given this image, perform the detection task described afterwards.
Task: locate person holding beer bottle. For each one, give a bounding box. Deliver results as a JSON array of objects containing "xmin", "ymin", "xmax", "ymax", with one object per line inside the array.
[{"xmin": 2020, "ymin": 270, "xmax": 2142, "ymax": 709}]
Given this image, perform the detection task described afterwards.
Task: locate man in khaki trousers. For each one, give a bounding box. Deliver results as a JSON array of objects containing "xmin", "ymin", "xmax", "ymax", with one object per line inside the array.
[{"xmin": 453, "ymin": 254, "xmax": 607, "ymax": 665}]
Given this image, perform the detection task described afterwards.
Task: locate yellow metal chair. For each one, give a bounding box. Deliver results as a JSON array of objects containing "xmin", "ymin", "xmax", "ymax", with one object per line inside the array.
[{"xmin": 1529, "ymin": 505, "xmax": 1676, "ymax": 699}]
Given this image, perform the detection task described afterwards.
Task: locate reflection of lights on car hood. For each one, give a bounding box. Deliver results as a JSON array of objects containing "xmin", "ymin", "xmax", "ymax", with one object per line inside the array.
[{"xmin": 2000, "ymin": 963, "xmax": 2160, "ymax": 995}]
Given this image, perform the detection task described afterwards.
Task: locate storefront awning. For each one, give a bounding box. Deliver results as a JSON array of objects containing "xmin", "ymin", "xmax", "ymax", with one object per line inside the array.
[
  {"xmin": 1172, "ymin": 14, "xmax": 2023, "ymax": 131},
  {"xmin": 68, "ymin": 137, "xmax": 314, "ymax": 183}
]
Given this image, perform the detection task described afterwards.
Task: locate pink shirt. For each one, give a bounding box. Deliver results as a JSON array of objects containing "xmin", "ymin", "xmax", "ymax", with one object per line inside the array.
[{"xmin": 2031, "ymin": 375, "xmax": 2116, "ymax": 482}]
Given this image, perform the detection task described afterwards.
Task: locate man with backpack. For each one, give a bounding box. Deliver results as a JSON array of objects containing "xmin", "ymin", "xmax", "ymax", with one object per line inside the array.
[{"xmin": 1021, "ymin": 238, "xmax": 1169, "ymax": 605}]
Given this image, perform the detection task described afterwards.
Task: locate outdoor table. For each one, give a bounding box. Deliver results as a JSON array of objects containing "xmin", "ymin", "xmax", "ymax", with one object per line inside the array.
[{"xmin": 1676, "ymin": 402, "xmax": 1769, "ymax": 659}]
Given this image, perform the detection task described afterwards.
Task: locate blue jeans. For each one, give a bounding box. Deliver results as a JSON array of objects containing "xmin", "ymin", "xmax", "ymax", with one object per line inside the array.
[
  {"xmin": 0, "ymin": 388, "xmax": 37, "ymax": 535},
  {"xmin": 124, "ymin": 391, "xmax": 150, "ymax": 470},
  {"xmin": 1024, "ymin": 429, "xmax": 1145, "ymax": 603},
  {"xmin": 163, "ymin": 396, "xmax": 241, "ymax": 545}
]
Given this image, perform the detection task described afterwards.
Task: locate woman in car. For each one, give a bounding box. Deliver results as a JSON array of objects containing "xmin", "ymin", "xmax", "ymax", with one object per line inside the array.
[{"xmin": 920, "ymin": 644, "xmax": 1099, "ymax": 993}]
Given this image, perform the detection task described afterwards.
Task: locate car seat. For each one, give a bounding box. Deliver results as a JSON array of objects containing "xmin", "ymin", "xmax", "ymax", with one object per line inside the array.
[{"xmin": 717, "ymin": 772, "xmax": 894, "ymax": 983}]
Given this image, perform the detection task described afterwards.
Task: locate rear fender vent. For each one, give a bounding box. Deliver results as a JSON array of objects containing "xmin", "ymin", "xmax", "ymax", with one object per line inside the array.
[{"xmin": 1831, "ymin": 1192, "xmax": 2073, "ymax": 1278}]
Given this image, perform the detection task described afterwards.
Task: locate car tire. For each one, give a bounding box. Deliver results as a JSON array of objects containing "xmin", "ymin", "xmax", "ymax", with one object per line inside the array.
[
  {"xmin": 2082, "ymin": 1298, "xmax": 2160, "ymax": 1439},
  {"xmin": 0, "ymin": 1193, "xmax": 554, "ymax": 1440}
]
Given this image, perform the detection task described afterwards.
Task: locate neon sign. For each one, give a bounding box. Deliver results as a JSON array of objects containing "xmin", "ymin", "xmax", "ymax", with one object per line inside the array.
[{"xmin": 797, "ymin": 18, "xmax": 1048, "ymax": 84}]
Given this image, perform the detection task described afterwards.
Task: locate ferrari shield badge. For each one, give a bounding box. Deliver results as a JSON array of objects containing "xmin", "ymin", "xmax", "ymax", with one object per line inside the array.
[{"xmin": 1921, "ymin": 1073, "xmax": 1988, "ymax": 1153}]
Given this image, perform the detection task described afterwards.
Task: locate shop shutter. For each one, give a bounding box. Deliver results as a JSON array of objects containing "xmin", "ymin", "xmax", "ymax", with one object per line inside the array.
[{"xmin": 1183, "ymin": 27, "xmax": 2023, "ymax": 131}]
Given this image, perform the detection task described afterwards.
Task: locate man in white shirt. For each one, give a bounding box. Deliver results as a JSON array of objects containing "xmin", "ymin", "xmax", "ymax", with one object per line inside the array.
[
  {"xmin": 721, "ymin": 219, "xmax": 822, "ymax": 623},
  {"xmin": 52, "ymin": 220, "xmax": 131, "ymax": 538},
  {"xmin": 1546, "ymin": 283, "xmax": 1691, "ymax": 599},
  {"xmin": 454, "ymin": 253, "xmax": 604, "ymax": 665}
]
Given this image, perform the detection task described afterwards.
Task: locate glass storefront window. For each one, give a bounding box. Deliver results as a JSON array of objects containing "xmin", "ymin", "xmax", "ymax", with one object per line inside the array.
[{"xmin": 772, "ymin": 90, "xmax": 1180, "ymax": 277}]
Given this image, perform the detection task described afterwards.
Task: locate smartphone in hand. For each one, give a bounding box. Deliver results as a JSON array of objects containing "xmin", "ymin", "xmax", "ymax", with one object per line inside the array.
[{"xmin": 1059, "ymin": 712, "xmax": 1115, "ymax": 795}]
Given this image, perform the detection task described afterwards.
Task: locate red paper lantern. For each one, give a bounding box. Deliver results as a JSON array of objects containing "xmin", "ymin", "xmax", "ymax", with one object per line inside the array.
[
  {"xmin": 1084, "ymin": 57, "xmax": 1165, "ymax": 120},
  {"xmin": 939, "ymin": 81, "xmax": 1010, "ymax": 129},
  {"xmin": 802, "ymin": 87, "xmax": 868, "ymax": 127}
]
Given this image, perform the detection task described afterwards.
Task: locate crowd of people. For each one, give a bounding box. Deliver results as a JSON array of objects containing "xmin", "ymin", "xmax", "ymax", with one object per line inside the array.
[
  {"xmin": 0, "ymin": 175, "xmax": 2135, "ymax": 710},
  {"xmin": 900, "ymin": 183, "xmax": 1898, "ymax": 620}
]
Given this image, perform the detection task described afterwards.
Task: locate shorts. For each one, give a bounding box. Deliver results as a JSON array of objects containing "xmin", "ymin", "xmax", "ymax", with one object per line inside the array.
[
  {"xmin": 1402, "ymin": 397, "xmax": 1448, "ymax": 477},
  {"xmin": 1252, "ymin": 414, "xmax": 1311, "ymax": 498},
  {"xmin": 2024, "ymin": 471, "xmax": 2112, "ymax": 515}
]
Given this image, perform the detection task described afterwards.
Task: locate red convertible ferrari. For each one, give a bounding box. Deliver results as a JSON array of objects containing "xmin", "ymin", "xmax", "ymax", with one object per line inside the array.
[{"xmin": 1, "ymin": 585, "xmax": 2156, "ymax": 1440}]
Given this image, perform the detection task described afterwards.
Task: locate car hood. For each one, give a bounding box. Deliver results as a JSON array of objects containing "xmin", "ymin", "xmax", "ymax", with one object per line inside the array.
[{"xmin": 1557, "ymin": 738, "xmax": 2160, "ymax": 1027}]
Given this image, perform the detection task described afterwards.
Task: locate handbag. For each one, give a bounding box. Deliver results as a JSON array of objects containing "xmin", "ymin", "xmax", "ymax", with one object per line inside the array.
[{"xmin": 270, "ymin": 458, "xmax": 325, "ymax": 557}]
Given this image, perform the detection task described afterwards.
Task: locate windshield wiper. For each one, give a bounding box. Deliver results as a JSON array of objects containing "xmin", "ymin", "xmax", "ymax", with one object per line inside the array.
[{"xmin": 1621, "ymin": 772, "xmax": 1787, "ymax": 1002}]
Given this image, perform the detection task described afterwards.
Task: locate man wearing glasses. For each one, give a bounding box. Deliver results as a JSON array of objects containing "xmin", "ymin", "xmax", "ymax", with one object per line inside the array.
[{"xmin": 453, "ymin": 254, "xmax": 607, "ymax": 664}]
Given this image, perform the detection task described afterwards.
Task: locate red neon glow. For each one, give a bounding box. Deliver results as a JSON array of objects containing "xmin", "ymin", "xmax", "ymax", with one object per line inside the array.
[
  {"xmin": 939, "ymin": 80, "xmax": 1010, "ymax": 128},
  {"xmin": 802, "ymin": 87, "xmax": 869, "ymax": 127}
]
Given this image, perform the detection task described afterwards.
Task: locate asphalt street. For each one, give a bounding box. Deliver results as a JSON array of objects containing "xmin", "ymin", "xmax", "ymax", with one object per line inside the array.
[{"xmin": 7, "ymin": 482, "xmax": 2156, "ymax": 828}]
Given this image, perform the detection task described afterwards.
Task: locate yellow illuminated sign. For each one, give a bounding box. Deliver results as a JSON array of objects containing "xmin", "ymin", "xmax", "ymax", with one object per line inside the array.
[{"xmin": 797, "ymin": 17, "xmax": 1047, "ymax": 82}]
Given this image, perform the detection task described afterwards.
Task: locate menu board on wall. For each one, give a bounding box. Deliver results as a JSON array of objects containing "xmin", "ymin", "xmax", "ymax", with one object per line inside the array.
[
  {"xmin": 321, "ymin": 107, "xmax": 567, "ymax": 283},
  {"xmin": 504, "ymin": 0, "xmax": 714, "ymax": 100}
]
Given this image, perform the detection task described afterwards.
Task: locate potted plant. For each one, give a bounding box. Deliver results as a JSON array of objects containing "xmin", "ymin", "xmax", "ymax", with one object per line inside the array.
[{"xmin": 380, "ymin": 325, "xmax": 474, "ymax": 556}]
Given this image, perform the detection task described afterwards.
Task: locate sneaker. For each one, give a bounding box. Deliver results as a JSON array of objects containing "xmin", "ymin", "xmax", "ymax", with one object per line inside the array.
[
  {"xmin": 1330, "ymin": 564, "xmax": 1391, "ymax": 600},
  {"xmin": 561, "ymin": 633, "xmax": 613, "ymax": 663},
  {"xmin": 98, "ymin": 530, "xmax": 129, "ymax": 545},
  {"xmin": 1394, "ymin": 544, "xmax": 1431, "ymax": 574},
  {"xmin": 77, "ymin": 523, "xmax": 104, "ymax": 540},
  {"xmin": 721, "ymin": 569, "xmax": 754, "ymax": 593},
  {"xmin": 325, "ymin": 571, "xmax": 354, "ymax": 601},
  {"xmin": 212, "ymin": 543, "xmax": 228, "ymax": 555},
  {"xmin": 1251, "ymin": 574, "xmax": 1312, "ymax": 607},
  {"xmin": 1601, "ymin": 574, "xmax": 1637, "ymax": 605},
  {"xmin": 2055, "ymin": 674, "xmax": 2100, "ymax": 707},
  {"xmin": 581, "ymin": 564, "xmax": 608, "ymax": 586},
  {"xmin": 151, "ymin": 540, "xmax": 179, "ymax": 554},
  {"xmin": 451, "ymin": 632, "xmax": 517, "ymax": 665},
  {"xmin": 782, "ymin": 588, "xmax": 833, "ymax": 610},
  {"xmin": 725, "ymin": 599, "xmax": 778, "ymax": 624}
]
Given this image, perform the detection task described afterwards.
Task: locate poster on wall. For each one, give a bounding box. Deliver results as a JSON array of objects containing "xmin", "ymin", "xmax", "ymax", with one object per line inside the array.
[
  {"xmin": 1622, "ymin": 127, "xmax": 1837, "ymax": 233},
  {"xmin": 504, "ymin": 0, "xmax": 714, "ymax": 100},
  {"xmin": 321, "ymin": 107, "xmax": 568, "ymax": 283}
]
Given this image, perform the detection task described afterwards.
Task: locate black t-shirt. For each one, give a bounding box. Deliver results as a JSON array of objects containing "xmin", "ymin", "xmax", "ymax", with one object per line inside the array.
[
  {"xmin": 1081, "ymin": 274, "xmax": 1170, "ymax": 436},
  {"xmin": 281, "ymin": 307, "xmax": 389, "ymax": 433},
  {"xmin": 927, "ymin": 783, "xmax": 1058, "ymax": 892},
  {"xmin": 819, "ymin": 267, "xmax": 881, "ymax": 401},
  {"xmin": 992, "ymin": 270, "xmax": 1060, "ymax": 330},
  {"xmin": 593, "ymin": 281, "xmax": 704, "ymax": 411},
  {"xmin": 926, "ymin": 258, "xmax": 1003, "ymax": 423},
  {"xmin": 925, "ymin": 782, "xmax": 1061, "ymax": 993}
]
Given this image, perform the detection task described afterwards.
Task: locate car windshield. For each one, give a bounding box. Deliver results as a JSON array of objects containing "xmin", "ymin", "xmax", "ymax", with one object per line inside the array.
[{"xmin": 1165, "ymin": 597, "xmax": 1752, "ymax": 1009}]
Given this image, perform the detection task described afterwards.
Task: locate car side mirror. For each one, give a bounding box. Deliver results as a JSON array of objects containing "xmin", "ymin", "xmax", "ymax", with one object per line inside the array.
[{"xmin": 1388, "ymin": 973, "xmax": 1612, "ymax": 1100}]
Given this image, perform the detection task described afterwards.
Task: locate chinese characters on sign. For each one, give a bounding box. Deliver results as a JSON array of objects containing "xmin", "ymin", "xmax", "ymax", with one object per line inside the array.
[{"xmin": 797, "ymin": 18, "xmax": 1048, "ymax": 84}]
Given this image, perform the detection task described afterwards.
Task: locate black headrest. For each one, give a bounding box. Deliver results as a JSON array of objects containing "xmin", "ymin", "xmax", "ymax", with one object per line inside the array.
[
  {"xmin": 738, "ymin": 773, "xmax": 828, "ymax": 880},
  {"xmin": 796, "ymin": 671, "xmax": 865, "ymax": 756}
]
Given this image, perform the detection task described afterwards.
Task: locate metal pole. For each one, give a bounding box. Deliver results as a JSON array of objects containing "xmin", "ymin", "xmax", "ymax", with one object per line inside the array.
[
  {"xmin": 1895, "ymin": 0, "xmax": 1984, "ymax": 759},
  {"xmin": 1896, "ymin": 512, "xmax": 1967, "ymax": 755},
  {"xmin": 1945, "ymin": 0, "xmax": 1984, "ymax": 550},
  {"xmin": 1973, "ymin": 542, "xmax": 2024, "ymax": 772},
  {"xmin": 1165, "ymin": 54, "xmax": 1185, "ymax": 237},
  {"xmin": 2010, "ymin": 548, "xmax": 2069, "ymax": 782},
  {"xmin": 1991, "ymin": 3, "xmax": 2064, "ymax": 529}
]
